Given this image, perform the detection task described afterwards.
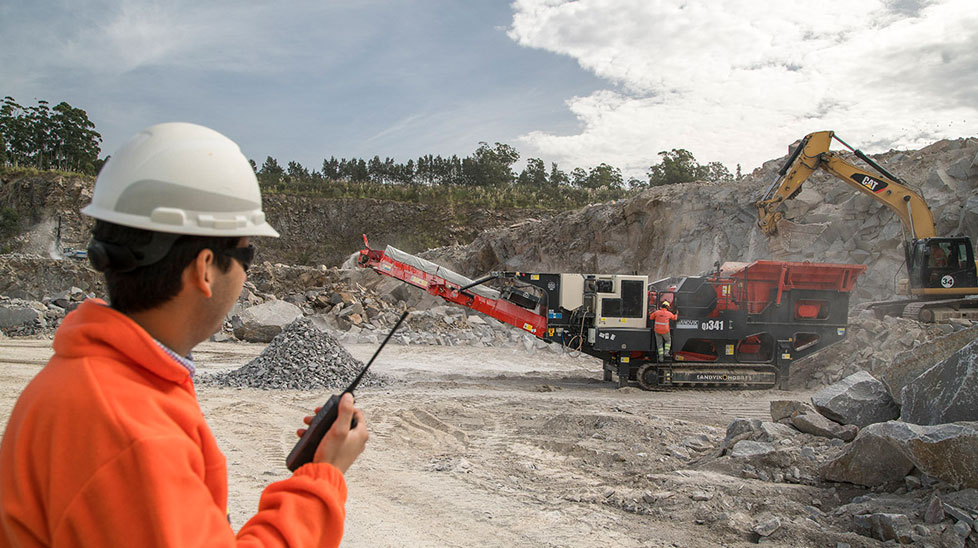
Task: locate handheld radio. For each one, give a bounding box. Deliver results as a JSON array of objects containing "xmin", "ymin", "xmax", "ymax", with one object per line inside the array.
[{"xmin": 286, "ymin": 310, "xmax": 409, "ymax": 471}]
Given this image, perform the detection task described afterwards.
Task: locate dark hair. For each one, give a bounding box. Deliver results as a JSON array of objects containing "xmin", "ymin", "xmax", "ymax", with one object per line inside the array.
[{"xmin": 91, "ymin": 220, "xmax": 240, "ymax": 313}]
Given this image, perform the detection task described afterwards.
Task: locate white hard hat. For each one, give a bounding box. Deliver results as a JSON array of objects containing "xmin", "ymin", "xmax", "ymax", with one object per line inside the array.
[{"xmin": 81, "ymin": 122, "xmax": 279, "ymax": 237}]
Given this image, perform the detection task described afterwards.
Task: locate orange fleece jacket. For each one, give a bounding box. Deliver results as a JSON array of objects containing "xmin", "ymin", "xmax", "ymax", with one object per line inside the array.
[{"xmin": 0, "ymin": 300, "xmax": 348, "ymax": 547}]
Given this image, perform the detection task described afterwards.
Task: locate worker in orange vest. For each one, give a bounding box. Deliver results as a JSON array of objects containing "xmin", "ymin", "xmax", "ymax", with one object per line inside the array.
[{"xmin": 651, "ymin": 301, "xmax": 678, "ymax": 361}]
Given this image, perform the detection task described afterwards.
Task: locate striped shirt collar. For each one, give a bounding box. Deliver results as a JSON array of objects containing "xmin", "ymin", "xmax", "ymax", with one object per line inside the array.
[{"xmin": 152, "ymin": 339, "xmax": 196, "ymax": 377}]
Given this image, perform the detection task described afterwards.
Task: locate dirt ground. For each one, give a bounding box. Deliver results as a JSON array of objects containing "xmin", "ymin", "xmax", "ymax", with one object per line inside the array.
[{"xmin": 0, "ymin": 338, "xmax": 884, "ymax": 547}]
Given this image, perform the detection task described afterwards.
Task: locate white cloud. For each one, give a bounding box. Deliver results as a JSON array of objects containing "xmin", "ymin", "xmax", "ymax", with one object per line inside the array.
[{"xmin": 508, "ymin": 0, "xmax": 978, "ymax": 177}]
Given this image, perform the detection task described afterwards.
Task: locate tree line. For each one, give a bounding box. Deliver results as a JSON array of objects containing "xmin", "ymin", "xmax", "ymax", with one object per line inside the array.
[
  {"xmin": 255, "ymin": 142, "xmax": 736, "ymax": 194},
  {"xmin": 255, "ymin": 142, "xmax": 639, "ymax": 192},
  {"xmin": 0, "ymin": 95, "xmax": 740, "ymax": 208},
  {"xmin": 0, "ymin": 96, "xmax": 103, "ymax": 175}
]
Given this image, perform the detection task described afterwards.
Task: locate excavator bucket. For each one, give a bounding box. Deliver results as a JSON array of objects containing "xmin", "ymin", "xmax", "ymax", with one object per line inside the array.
[{"xmin": 769, "ymin": 218, "xmax": 828, "ymax": 255}]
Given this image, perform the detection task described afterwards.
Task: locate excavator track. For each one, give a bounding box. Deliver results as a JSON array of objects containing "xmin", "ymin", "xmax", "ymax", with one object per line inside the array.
[
  {"xmin": 858, "ymin": 297, "xmax": 978, "ymax": 322},
  {"xmin": 902, "ymin": 298, "xmax": 978, "ymax": 322},
  {"xmin": 901, "ymin": 301, "xmax": 928, "ymax": 321}
]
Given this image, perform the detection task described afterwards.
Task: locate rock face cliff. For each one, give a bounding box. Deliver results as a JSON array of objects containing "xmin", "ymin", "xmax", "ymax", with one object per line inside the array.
[
  {"xmin": 0, "ymin": 172, "xmax": 544, "ymax": 266},
  {"xmin": 262, "ymin": 194, "xmax": 541, "ymax": 266},
  {"xmin": 423, "ymin": 137, "xmax": 978, "ymax": 304}
]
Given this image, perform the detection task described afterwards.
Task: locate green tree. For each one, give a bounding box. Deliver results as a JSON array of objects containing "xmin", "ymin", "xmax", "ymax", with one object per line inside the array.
[
  {"xmin": 399, "ymin": 159, "xmax": 415, "ymax": 185},
  {"xmin": 569, "ymin": 167, "xmax": 588, "ymax": 189},
  {"xmin": 27, "ymin": 100, "xmax": 52, "ymax": 169},
  {"xmin": 1, "ymin": 96, "xmax": 29, "ymax": 167},
  {"xmin": 647, "ymin": 149, "xmax": 733, "ymax": 186},
  {"xmin": 585, "ymin": 163, "xmax": 623, "ymax": 190},
  {"xmin": 627, "ymin": 177, "xmax": 647, "ymax": 190},
  {"xmin": 703, "ymin": 161, "xmax": 733, "ymax": 183},
  {"xmin": 367, "ymin": 155, "xmax": 384, "ymax": 183},
  {"xmin": 462, "ymin": 142, "xmax": 519, "ymax": 187},
  {"xmin": 351, "ymin": 158, "xmax": 369, "ymax": 182},
  {"xmin": 286, "ymin": 160, "xmax": 309, "ymax": 183},
  {"xmin": 258, "ymin": 156, "xmax": 284, "ymax": 185},
  {"xmin": 0, "ymin": 96, "xmax": 101, "ymax": 173},
  {"xmin": 647, "ymin": 149, "xmax": 700, "ymax": 186},
  {"xmin": 49, "ymin": 101, "xmax": 101, "ymax": 173},
  {"xmin": 517, "ymin": 158, "xmax": 548, "ymax": 188},
  {"xmin": 549, "ymin": 162, "xmax": 569, "ymax": 187},
  {"xmin": 322, "ymin": 157, "xmax": 340, "ymax": 180}
]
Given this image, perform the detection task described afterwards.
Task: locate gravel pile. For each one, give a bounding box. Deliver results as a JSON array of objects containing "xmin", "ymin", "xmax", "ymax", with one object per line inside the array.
[{"xmin": 204, "ymin": 317, "xmax": 390, "ymax": 390}]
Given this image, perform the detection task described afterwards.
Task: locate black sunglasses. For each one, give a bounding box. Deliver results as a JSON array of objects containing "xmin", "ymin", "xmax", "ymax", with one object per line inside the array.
[{"xmin": 219, "ymin": 244, "xmax": 255, "ymax": 272}]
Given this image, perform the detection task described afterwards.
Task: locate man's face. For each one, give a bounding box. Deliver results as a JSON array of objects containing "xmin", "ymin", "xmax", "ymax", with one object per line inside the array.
[{"xmin": 205, "ymin": 237, "xmax": 250, "ymax": 337}]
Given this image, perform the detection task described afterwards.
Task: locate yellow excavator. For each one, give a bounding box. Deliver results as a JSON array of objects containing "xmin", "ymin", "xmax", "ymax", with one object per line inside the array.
[{"xmin": 756, "ymin": 130, "xmax": 978, "ymax": 322}]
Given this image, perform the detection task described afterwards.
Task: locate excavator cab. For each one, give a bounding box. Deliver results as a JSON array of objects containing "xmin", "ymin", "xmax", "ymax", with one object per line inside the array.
[{"xmin": 908, "ymin": 237, "xmax": 978, "ymax": 292}]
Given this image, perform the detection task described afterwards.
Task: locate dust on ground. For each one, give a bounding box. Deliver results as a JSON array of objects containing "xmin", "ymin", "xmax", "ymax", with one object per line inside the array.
[{"xmin": 0, "ymin": 339, "xmax": 879, "ymax": 547}]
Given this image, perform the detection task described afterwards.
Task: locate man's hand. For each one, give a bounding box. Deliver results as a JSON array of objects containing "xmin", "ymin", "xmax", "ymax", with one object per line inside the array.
[{"xmin": 296, "ymin": 393, "xmax": 368, "ymax": 473}]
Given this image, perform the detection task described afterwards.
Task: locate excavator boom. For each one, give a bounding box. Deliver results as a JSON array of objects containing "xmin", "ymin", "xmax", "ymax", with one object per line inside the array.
[
  {"xmin": 756, "ymin": 131, "xmax": 978, "ymax": 316},
  {"xmin": 757, "ymin": 131, "xmax": 937, "ymax": 240}
]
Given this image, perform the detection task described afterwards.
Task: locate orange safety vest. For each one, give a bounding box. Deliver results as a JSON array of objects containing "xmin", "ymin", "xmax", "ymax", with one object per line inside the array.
[{"xmin": 651, "ymin": 308, "xmax": 677, "ymax": 334}]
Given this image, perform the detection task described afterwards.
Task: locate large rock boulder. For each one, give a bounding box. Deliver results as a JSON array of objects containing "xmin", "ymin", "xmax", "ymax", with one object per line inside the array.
[
  {"xmin": 769, "ymin": 400, "xmax": 815, "ymax": 422},
  {"xmin": 790, "ymin": 413, "xmax": 857, "ymax": 441},
  {"xmin": 821, "ymin": 423, "xmax": 914, "ymax": 487},
  {"xmin": 882, "ymin": 324, "xmax": 978, "ymax": 402},
  {"xmin": 0, "ymin": 304, "xmax": 44, "ymax": 329},
  {"xmin": 822, "ymin": 421, "xmax": 978, "ymax": 489},
  {"xmin": 901, "ymin": 338, "xmax": 978, "ymax": 425},
  {"xmin": 722, "ymin": 418, "xmax": 763, "ymax": 449},
  {"xmin": 231, "ymin": 300, "xmax": 303, "ymax": 343},
  {"xmin": 0, "ymin": 303, "xmax": 46, "ymax": 335},
  {"xmin": 812, "ymin": 371, "xmax": 900, "ymax": 427},
  {"xmin": 886, "ymin": 422, "xmax": 978, "ymax": 489},
  {"xmin": 853, "ymin": 513, "xmax": 913, "ymax": 544},
  {"xmin": 729, "ymin": 440, "xmax": 776, "ymax": 459},
  {"xmin": 721, "ymin": 418, "xmax": 796, "ymax": 450}
]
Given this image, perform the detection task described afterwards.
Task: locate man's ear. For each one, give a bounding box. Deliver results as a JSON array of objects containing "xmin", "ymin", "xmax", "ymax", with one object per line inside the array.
[{"xmin": 186, "ymin": 248, "xmax": 216, "ymax": 298}]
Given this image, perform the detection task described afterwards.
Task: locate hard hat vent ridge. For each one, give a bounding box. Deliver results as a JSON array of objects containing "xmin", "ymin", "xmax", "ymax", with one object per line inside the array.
[{"xmin": 81, "ymin": 122, "xmax": 279, "ymax": 238}]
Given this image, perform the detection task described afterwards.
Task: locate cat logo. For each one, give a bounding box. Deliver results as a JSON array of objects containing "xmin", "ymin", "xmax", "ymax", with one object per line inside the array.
[{"xmin": 852, "ymin": 174, "xmax": 888, "ymax": 194}]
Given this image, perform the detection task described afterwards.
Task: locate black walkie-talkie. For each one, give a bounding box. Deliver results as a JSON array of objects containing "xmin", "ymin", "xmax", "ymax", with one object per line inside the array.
[{"xmin": 286, "ymin": 311, "xmax": 409, "ymax": 471}]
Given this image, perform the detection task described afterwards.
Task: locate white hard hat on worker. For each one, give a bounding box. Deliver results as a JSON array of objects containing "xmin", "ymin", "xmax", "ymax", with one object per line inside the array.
[{"xmin": 81, "ymin": 122, "xmax": 279, "ymax": 238}]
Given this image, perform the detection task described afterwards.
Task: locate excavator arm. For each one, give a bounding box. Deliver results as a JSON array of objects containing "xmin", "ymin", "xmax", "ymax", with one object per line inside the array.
[
  {"xmin": 756, "ymin": 131, "xmax": 978, "ymax": 308},
  {"xmin": 756, "ymin": 130, "xmax": 937, "ymax": 240}
]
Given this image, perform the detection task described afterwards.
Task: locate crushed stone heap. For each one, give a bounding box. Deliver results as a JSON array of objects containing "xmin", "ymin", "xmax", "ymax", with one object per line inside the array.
[{"xmin": 204, "ymin": 317, "xmax": 389, "ymax": 390}]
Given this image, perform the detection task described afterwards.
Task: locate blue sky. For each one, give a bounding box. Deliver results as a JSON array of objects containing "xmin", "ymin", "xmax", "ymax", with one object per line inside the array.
[{"xmin": 2, "ymin": 0, "xmax": 977, "ymax": 178}]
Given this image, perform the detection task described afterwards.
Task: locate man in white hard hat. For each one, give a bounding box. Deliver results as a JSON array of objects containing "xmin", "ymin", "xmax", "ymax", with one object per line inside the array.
[{"xmin": 0, "ymin": 123, "xmax": 366, "ymax": 547}]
